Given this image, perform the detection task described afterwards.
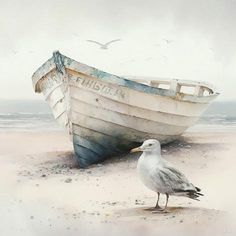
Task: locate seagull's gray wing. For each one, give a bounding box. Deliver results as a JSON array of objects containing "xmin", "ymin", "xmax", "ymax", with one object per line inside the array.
[
  {"xmin": 104, "ymin": 39, "xmax": 121, "ymax": 46},
  {"xmin": 86, "ymin": 40, "xmax": 104, "ymax": 46},
  {"xmin": 159, "ymin": 166, "xmax": 190, "ymax": 188},
  {"xmin": 155, "ymin": 165, "xmax": 202, "ymax": 199}
]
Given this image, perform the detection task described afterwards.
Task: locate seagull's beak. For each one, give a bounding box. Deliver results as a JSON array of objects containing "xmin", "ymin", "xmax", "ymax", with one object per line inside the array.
[{"xmin": 130, "ymin": 146, "xmax": 142, "ymax": 153}]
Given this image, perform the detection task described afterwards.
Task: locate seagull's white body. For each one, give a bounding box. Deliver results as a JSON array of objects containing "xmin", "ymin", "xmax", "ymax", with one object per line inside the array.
[
  {"xmin": 132, "ymin": 139, "xmax": 202, "ymax": 210},
  {"xmin": 138, "ymin": 152, "xmax": 168, "ymax": 193},
  {"xmin": 137, "ymin": 151, "xmax": 196, "ymax": 196}
]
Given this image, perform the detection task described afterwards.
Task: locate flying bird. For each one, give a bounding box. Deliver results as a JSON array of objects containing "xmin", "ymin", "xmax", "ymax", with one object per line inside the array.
[
  {"xmin": 163, "ymin": 39, "xmax": 174, "ymax": 44},
  {"xmin": 86, "ymin": 39, "xmax": 121, "ymax": 49},
  {"xmin": 131, "ymin": 139, "xmax": 203, "ymax": 213}
]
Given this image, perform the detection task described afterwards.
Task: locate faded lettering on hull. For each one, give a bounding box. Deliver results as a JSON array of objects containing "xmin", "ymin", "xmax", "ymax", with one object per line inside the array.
[{"xmin": 69, "ymin": 75, "xmax": 126, "ymax": 99}]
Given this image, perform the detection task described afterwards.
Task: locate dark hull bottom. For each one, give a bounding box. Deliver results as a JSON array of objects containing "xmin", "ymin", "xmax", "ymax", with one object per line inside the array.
[{"xmin": 73, "ymin": 134, "xmax": 141, "ymax": 168}]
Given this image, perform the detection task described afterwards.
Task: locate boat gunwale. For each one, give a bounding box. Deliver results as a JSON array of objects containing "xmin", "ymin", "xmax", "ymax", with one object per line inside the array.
[{"xmin": 32, "ymin": 51, "xmax": 219, "ymax": 103}]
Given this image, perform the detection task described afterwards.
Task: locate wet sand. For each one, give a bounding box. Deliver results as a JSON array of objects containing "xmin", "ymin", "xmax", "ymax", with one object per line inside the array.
[{"xmin": 0, "ymin": 130, "xmax": 235, "ymax": 235}]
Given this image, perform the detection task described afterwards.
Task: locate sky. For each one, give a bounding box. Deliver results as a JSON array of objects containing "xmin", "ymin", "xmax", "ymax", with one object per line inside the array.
[{"xmin": 1, "ymin": 0, "xmax": 236, "ymax": 100}]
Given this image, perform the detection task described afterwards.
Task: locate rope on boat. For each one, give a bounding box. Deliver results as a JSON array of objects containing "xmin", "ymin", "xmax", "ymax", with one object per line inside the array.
[{"xmin": 53, "ymin": 51, "xmax": 65, "ymax": 75}]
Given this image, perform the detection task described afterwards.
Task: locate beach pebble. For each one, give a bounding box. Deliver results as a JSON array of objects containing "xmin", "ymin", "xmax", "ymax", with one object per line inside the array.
[
  {"xmin": 65, "ymin": 178, "xmax": 72, "ymax": 183},
  {"xmin": 135, "ymin": 199, "xmax": 145, "ymax": 205}
]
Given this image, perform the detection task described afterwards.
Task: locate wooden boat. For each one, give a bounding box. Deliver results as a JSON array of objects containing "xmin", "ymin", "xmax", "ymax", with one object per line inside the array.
[{"xmin": 32, "ymin": 51, "xmax": 219, "ymax": 167}]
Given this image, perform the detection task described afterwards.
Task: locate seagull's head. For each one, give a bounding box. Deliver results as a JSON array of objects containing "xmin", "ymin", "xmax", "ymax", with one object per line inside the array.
[{"xmin": 130, "ymin": 139, "xmax": 161, "ymax": 154}]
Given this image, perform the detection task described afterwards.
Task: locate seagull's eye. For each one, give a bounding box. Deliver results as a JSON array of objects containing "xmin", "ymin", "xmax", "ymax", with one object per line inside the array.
[{"xmin": 148, "ymin": 143, "xmax": 152, "ymax": 146}]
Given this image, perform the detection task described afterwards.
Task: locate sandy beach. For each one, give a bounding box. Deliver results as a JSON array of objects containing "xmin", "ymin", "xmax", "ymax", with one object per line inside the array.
[
  {"xmin": 2, "ymin": 0, "xmax": 236, "ymax": 234},
  {"xmin": 1, "ymin": 129, "xmax": 236, "ymax": 235}
]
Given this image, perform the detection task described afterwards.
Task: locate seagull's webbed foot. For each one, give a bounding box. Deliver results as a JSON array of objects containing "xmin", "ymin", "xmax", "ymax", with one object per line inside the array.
[
  {"xmin": 144, "ymin": 205, "xmax": 163, "ymax": 212},
  {"xmin": 160, "ymin": 208, "xmax": 171, "ymax": 213},
  {"xmin": 151, "ymin": 206, "xmax": 170, "ymax": 214},
  {"xmin": 151, "ymin": 193, "xmax": 170, "ymax": 213},
  {"xmin": 151, "ymin": 204, "xmax": 164, "ymax": 213}
]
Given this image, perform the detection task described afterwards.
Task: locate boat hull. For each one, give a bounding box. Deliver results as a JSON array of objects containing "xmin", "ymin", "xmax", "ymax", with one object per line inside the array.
[
  {"xmin": 73, "ymin": 132, "xmax": 139, "ymax": 167},
  {"xmin": 32, "ymin": 51, "xmax": 219, "ymax": 167}
]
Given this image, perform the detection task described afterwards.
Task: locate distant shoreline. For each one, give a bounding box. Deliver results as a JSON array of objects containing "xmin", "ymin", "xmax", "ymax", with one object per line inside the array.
[{"xmin": 0, "ymin": 100, "xmax": 236, "ymax": 131}]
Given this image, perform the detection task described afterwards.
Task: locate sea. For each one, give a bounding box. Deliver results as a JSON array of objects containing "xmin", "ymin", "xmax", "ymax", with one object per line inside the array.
[
  {"xmin": 0, "ymin": 100, "xmax": 61, "ymax": 131},
  {"xmin": 0, "ymin": 100, "xmax": 236, "ymax": 132}
]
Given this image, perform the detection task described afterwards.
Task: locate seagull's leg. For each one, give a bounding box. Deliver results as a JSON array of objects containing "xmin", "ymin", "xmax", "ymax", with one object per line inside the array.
[
  {"xmin": 162, "ymin": 193, "xmax": 170, "ymax": 213},
  {"xmin": 154, "ymin": 192, "xmax": 162, "ymax": 210},
  {"xmin": 152, "ymin": 193, "xmax": 170, "ymax": 213},
  {"xmin": 151, "ymin": 193, "xmax": 163, "ymax": 213}
]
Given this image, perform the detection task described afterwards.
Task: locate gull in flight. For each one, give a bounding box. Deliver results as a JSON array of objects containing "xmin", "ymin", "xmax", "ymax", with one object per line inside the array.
[
  {"xmin": 131, "ymin": 139, "xmax": 203, "ymax": 213},
  {"xmin": 163, "ymin": 39, "xmax": 174, "ymax": 44},
  {"xmin": 86, "ymin": 39, "xmax": 121, "ymax": 49}
]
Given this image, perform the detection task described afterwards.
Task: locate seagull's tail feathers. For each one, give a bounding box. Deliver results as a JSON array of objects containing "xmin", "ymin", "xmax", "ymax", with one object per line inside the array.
[
  {"xmin": 173, "ymin": 186, "xmax": 203, "ymax": 201},
  {"xmin": 186, "ymin": 189, "xmax": 203, "ymax": 201},
  {"xmin": 187, "ymin": 186, "xmax": 204, "ymax": 200},
  {"xmin": 195, "ymin": 186, "xmax": 201, "ymax": 192}
]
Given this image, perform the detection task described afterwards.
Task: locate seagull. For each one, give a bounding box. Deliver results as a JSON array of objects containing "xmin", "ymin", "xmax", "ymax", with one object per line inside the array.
[
  {"xmin": 86, "ymin": 39, "xmax": 121, "ymax": 49},
  {"xmin": 163, "ymin": 39, "xmax": 174, "ymax": 44},
  {"xmin": 131, "ymin": 139, "xmax": 203, "ymax": 213}
]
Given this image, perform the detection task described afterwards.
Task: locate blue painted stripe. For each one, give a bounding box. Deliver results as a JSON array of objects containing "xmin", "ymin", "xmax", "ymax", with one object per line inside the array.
[
  {"xmin": 73, "ymin": 134, "xmax": 109, "ymax": 155},
  {"xmin": 73, "ymin": 135, "xmax": 110, "ymax": 167},
  {"xmin": 73, "ymin": 129, "xmax": 122, "ymax": 155},
  {"xmin": 73, "ymin": 133, "xmax": 127, "ymax": 155},
  {"xmin": 72, "ymin": 133, "xmax": 141, "ymax": 167},
  {"xmin": 73, "ymin": 124, "xmax": 137, "ymax": 156},
  {"xmin": 73, "ymin": 143, "xmax": 102, "ymax": 168}
]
